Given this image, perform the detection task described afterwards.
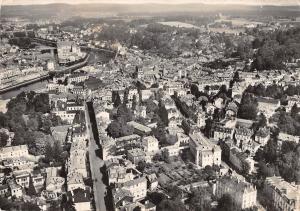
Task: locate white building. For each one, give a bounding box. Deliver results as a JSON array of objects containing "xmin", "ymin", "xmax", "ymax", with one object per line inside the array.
[
  {"xmin": 189, "ymin": 133, "xmax": 221, "ymax": 168},
  {"xmin": 0, "ymin": 145, "xmax": 29, "ymax": 160},
  {"xmin": 142, "ymin": 136, "xmax": 159, "ymax": 154}
]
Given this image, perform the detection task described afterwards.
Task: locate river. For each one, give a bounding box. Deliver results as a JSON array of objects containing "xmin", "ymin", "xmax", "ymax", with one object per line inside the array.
[{"xmin": 0, "ymin": 80, "xmax": 49, "ymax": 100}]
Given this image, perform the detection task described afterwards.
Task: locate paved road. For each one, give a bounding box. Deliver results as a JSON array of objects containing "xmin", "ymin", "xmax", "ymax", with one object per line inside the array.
[{"xmin": 85, "ymin": 102, "xmax": 107, "ymax": 211}]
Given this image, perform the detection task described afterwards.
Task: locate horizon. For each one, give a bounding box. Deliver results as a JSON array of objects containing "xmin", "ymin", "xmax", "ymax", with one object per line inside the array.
[{"xmin": 2, "ymin": 0, "xmax": 300, "ymax": 6}]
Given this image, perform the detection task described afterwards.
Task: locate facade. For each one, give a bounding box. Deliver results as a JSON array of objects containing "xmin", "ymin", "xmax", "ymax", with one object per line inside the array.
[
  {"xmin": 215, "ymin": 176, "xmax": 257, "ymax": 209},
  {"xmin": 127, "ymin": 148, "xmax": 146, "ymax": 165},
  {"xmin": 0, "ymin": 145, "xmax": 29, "ymax": 160},
  {"xmin": 213, "ymin": 125, "xmax": 234, "ymax": 141},
  {"xmin": 14, "ymin": 171, "xmax": 30, "ymax": 188},
  {"xmin": 189, "ymin": 132, "xmax": 222, "ymax": 168},
  {"xmin": 142, "ymin": 136, "xmax": 159, "ymax": 154},
  {"xmin": 264, "ymin": 176, "xmax": 300, "ymax": 211},
  {"xmin": 122, "ymin": 177, "xmax": 147, "ymax": 202}
]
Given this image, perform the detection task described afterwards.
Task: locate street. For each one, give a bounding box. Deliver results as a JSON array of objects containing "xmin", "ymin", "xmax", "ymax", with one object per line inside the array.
[{"xmin": 85, "ymin": 102, "xmax": 107, "ymax": 211}]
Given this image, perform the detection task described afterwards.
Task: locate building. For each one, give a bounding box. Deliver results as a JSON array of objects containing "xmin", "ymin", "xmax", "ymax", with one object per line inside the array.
[
  {"xmin": 189, "ymin": 133, "xmax": 222, "ymax": 168},
  {"xmin": 215, "ymin": 176, "xmax": 257, "ymax": 209},
  {"xmin": 8, "ymin": 180, "xmax": 23, "ymax": 198},
  {"xmin": 127, "ymin": 148, "xmax": 146, "ymax": 165},
  {"xmin": 128, "ymin": 121, "xmax": 152, "ymax": 136},
  {"xmin": 142, "ymin": 136, "xmax": 159, "ymax": 154},
  {"xmin": 0, "ymin": 67, "xmax": 22, "ymax": 88},
  {"xmin": 115, "ymin": 134, "xmax": 141, "ymax": 154},
  {"xmin": 14, "ymin": 171, "xmax": 30, "ymax": 188},
  {"xmin": 67, "ymin": 188, "xmax": 91, "ymax": 211},
  {"xmin": 67, "ymin": 172, "xmax": 85, "ymax": 191},
  {"xmin": 122, "ymin": 177, "xmax": 147, "ymax": 202},
  {"xmin": 257, "ymin": 97, "xmax": 280, "ymax": 117},
  {"xmin": 278, "ymin": 132, "xmax": 299, "ymax": 144},
  {"xmin": 234, "ymin": 127, "xmax": 254, "ymax": 147},
  {"xmin": 213, "ymin": 125, "xmax": 234, "ymax": 141},
  {"xmin": 0, "ymin": 184, "xmax": 9, "ymax": 197},
  {"xmin": 0, "ymin": 145, "xmax": 29, "ymax": 160},
  {"xmin": 146, "ymin": 174, "xmax": 158, "ymax": 191},
  {"xmin": 264, "ymin": 176, "xmax": 300, "ymax": 211},
  {"xmin": 45, "ymin": 167, "xmax": 65, "ymax": 194},
  {"xmin": 229, "ymin": 148, "xmax": 254, "ymax": 174},
  {"xmin": 255, "ymin": 127, "xmax": 270, "ymax": 146}
]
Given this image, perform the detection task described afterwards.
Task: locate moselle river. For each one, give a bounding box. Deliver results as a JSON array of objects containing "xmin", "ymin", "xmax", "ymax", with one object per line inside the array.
[
  {"xmin": 0, "ymin": 50, "xmax": 114, "ymax": 100},
  {"xmin": 0, "ymin": 80, "xmax": 49, "ymax": 100}
]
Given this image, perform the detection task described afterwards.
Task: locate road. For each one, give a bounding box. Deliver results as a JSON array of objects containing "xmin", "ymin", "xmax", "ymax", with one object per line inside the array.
[{"xmin": 85, "ymin": 102, "xmax": 107, "ymax": 211}]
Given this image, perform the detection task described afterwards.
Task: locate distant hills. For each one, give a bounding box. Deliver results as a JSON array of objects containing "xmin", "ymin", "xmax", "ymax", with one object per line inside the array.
[{"xmin": 1, "ymin": 3, "xmax": 299, "ymax": 19}]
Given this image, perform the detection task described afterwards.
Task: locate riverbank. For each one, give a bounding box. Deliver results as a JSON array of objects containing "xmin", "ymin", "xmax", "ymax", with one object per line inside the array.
[{"xmin": 0, "ymin": 74, "xmax": 50, "ymax": 94}]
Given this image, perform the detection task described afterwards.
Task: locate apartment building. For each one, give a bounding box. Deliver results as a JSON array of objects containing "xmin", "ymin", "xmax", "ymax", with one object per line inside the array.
[
  {"xmin": 215, "ymin": 176, "xmax": 257, "ymax": 209},
  {"xmin": 264, "ymin": 176, "xmax": 300, "ymax": 211}
]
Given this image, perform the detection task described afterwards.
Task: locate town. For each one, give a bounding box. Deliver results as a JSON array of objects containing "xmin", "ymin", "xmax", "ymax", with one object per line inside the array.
[{"xmin": 0, "ymin": 2, "xmax": 300, "ymax": 211}]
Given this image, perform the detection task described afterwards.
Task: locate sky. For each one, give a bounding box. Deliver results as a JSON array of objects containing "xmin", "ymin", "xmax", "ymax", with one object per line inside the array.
[{"xmin": 1, "ymin": 0, "xmax": 300, "ymax": 5}]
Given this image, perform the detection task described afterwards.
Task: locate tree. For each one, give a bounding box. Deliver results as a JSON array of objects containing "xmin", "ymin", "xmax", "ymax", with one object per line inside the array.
[
  {"xmin": 106, "ymin": 120, "xmax": 134, "ymax": 138},
  {"xmin": 137, "ymin": 161, "xmax": 146, "ymax": 172},
  {"xmin": 0, "ymin": 132, "xmax": 9, "ymax": 147},
  {"xmin": 291, "ymin": 103, "xmax": 298, "ymax": 118},
  {"xmin": 61, "ymin": 194, "xmax": 76, "ymax": 211},
  {"xmin": 237, "ymin": 93, "xmax": 258, "ymax": 120},
  {"xmin": 189, "ymin": 187, "xmax": 212, "ymax": 211},
  {"xmin": 113, "ymin": 92, "xmax": 121, "ymax": 108},
  {"xmin": 217, "ymin": 194, "xmax": 238, "ymax": 211},
  {"xmin": 157, "ymin": 199, "xmax": 187, "ymax": 211},
  {"xmin": 52, "ymin": 140, "xmax": 63, "ymax": 163},
  {"xmin": 27, "ymin": 176, "xmax": 37, "ymax": 196},
  {"xmin": 233, "ymin": 71, "xmax": 239, "ymax": 82},
  {"xmin": 45, "ymin": 141, "xmax": 53, "ymax": 162},
  {"xmin": 132, "ymin": 95, "xmax": 137, "ymax": 111}
]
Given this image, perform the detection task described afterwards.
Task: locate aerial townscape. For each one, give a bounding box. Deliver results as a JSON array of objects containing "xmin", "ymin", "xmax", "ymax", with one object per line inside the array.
[{"xmin": 0, "ymin": 1, "xmax": 299, "ymax": 211}]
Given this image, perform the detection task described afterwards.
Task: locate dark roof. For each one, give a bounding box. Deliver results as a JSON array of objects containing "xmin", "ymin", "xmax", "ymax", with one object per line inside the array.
[{"xmin": 68, "ymin": 188, "xmax": 90, "ymax": 203}]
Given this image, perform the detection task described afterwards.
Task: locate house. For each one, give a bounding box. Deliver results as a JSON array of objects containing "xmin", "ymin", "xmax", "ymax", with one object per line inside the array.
[
  {"xmin": 0, "ymin": 145, "xmax": 29, "ymax": 160},
  {"xmin": 140, "ymin": 89, "xmax": 154, "ymax": 102},
  {"xmin": 67, "ymin": 188, "xmax": 91, "ymax": 211},
  {"xmin": 234, "ymin": 127, "xmax": 254, "ymax": 148},
  {"xmin": 142, "ymin": 136, "xmax": 159, "ymax": 154},
  {"xmin": 107, "ymin": 165, "xmax": 136, "ymax": 185},
  {"xmin": 14, "ymin": 171, "xmax": 30, "ymax": 188},
  {"xmin": 127, "ymin": 148, "xmax": 146, "ymax": 165},
  {"xmin": 115, "ymin": 134, "xmax": 141, "ymax": 155},
  {"xmin": 226, "ymin": 101, "xmax": 238, "ymax": 117},
  {"xmin": 278, "ymin": 132, "xmax": 299, "ymax": 144},
  {"xmin": 8, "ymin": 180, "xmax": 23, "ymax": 198},
  {"xmin": 264, "ymin": 176, "xmax": 300, "ymax": 211},
  {"xmin": 189, "ymin": 133, "xmax": 222, "ymax": 168},
  {"xmin": 286, "ymin": 96, "xmax": 300, "ymax": 111},
  {"xmin": 163, "ymin": 145, "xmax": 180, "ymax": 158},
  {"xmin": 213, "ymin": 125, "xmax": 234, "ymax": 141},
  {"xmin": 215, "ymin": 176, "xmax": 257, "ymax": 209},
  {"xmin": 0, "ymin": 184, "xmax": 9, "ymax": 197},
  {"xmin": 176, "ymin": 133, "xmax": 190, "ymax": 146},
  {"xmin": 31, "ymin": 170, "xmax": 45, "ymax": 193},
  {"xmin": 122, "ymin": 177, "xmax": 147, "ymax": 202},
  {"xmin": 255, "ymin": 127, "xmax": 270, "ymax": 146}
]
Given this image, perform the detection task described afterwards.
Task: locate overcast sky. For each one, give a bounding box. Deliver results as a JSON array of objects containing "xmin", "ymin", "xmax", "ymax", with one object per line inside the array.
[{"xmin": 2, "ymin": 0, "xmax": 300, "ymax": 5}]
